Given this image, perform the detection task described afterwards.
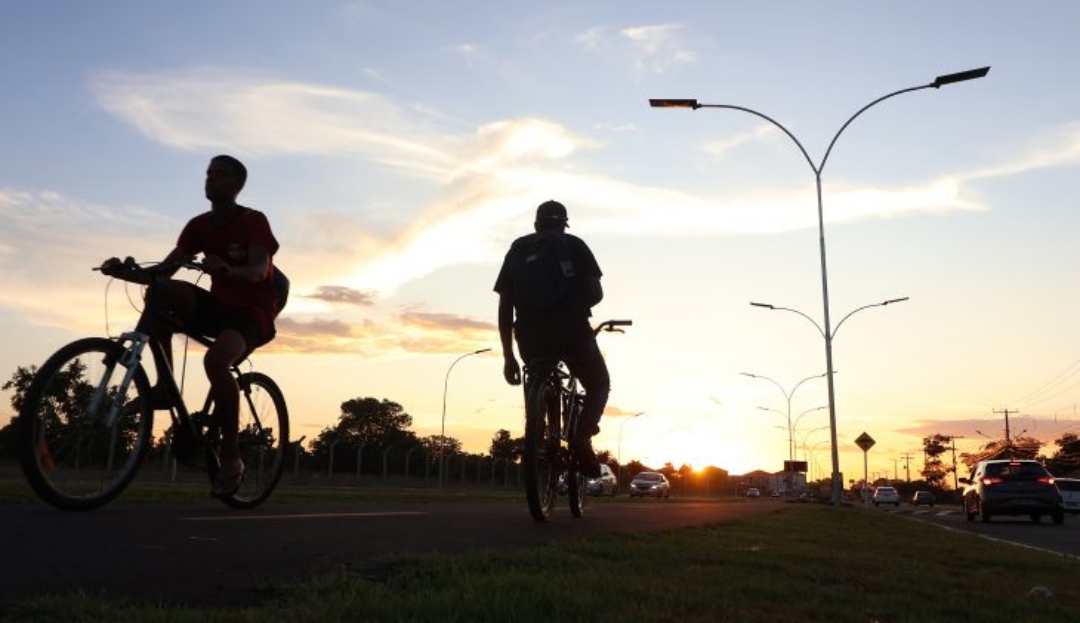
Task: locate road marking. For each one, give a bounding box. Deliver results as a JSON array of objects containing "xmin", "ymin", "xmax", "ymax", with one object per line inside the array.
[{"xmin": 182, "ymin": 511, "xmax": 427, "ymax": 522}]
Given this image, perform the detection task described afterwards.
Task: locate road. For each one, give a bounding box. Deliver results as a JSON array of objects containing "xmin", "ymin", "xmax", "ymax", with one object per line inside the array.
[
  {"xmin": 868, "ymin": 504, "xmax": 1080, "ymax": 557},
  {"xmin": 0, "ymin": 499, "xmax": 775, "ymax": 610}
]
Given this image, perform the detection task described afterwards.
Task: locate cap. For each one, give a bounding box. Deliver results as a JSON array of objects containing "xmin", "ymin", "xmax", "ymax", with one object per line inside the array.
[{"xmin": 535, "ymin": 200, "xmax": 568, "ymax": 224}]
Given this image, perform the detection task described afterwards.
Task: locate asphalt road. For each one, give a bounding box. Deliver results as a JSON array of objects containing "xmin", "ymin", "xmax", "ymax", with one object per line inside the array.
[
  {"xmin": 0, "ymin": 499, "xmax": 777, "ymax": 610},
  {"xmin": 869, "ymin": 504, "xmax": 1080, "ymax": 557}
]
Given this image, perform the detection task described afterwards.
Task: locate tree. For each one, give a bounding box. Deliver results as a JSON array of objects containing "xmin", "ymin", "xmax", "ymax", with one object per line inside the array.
[
  {"xmin": 1, "ymin": 365, "xmax": 37, "ymax": 458},
  {"xmin": 421, "ymin": 434, "xmax": 462, "ymax": 457},
  {"xmin": 310, "ymin": 397, "xmax": 420, "ymax": 472},
  {"xmin": 921, "ymin": 434, "xmax": 951, "ymax": 489},
  {"xmin": 489, "ymin": 429, "xmax": 521, "ymax": 462},
  {"xmin": 1045, "ymin": 433, "xmax": 1080, "ymax": 476}
]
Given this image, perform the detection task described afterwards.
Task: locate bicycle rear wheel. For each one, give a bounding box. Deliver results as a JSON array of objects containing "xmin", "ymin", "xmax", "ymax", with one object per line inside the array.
[
  {"xmin": 523, "ymin": 378, "xmax": 559, "ymax": 522},
  {"xmin": 567, "ymin": 467, "xmax": 586, "ymax": 517},
  {"xmin": 220, "ymin": 372, "xmax": 288, "ymax": 509},
  {"xmin": 19, "ymin": 337, "xmax": 153, "ymax": 511}
]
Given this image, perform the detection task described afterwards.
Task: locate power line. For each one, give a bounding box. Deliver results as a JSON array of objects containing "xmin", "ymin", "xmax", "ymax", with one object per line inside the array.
[{"xmin": 1014, "ymin": 358, "xmax": 1080, "ymax": 406}]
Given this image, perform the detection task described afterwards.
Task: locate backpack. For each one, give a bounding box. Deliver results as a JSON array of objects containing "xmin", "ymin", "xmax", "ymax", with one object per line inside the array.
[{"xmin": 509, "ymin": 231, "xmax": 576, "ymax": 311}]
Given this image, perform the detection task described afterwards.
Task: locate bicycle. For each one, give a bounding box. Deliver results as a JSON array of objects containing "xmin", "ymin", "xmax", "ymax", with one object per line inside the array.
[
  {"xmin": 521, "ymin": 319, "xmax": 631, "ymax": 522},
  {"xmin": 18, "ymin": 257, "xmax": 289, "ymax": 511}
]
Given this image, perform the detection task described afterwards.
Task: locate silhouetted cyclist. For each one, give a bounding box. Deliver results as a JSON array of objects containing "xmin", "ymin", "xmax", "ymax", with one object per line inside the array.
[
  {"xmin": 101, "ymin": 155, "xmax": 281, "ymax": 497},
  {"xmin": 494, "ymin": 200, "xmax": 610, "ymax": 477}
]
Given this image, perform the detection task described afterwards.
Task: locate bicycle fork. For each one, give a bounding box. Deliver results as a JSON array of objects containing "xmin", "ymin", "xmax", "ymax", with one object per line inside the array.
[{"xmin": 89, "ymin": 331, "xmax": 150, "ymax": 428}]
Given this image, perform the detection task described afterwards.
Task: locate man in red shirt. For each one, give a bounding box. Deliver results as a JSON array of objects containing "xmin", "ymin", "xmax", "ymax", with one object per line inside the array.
[{"xmin": 102, "ymin": 155, "xmax": 280, "ymax": 496}]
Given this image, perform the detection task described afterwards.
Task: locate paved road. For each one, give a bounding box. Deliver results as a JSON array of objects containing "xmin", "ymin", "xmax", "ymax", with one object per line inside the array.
[
  {"xmin": 868, "ymin": 504, "xmax": 1080, "ymax": 557},
  {"xmin": 0, "ymin": 499, "xmax": 776, "ymax": 610}
]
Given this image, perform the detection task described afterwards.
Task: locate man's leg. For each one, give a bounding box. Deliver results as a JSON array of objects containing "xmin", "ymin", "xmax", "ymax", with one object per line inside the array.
[
  {"xmin": 565, "ymin": 336, "xmax": 610, "ymax": 477},
  {"xmin": 205, "ymin": 329, "xmax": 247, "ymax": 495},
  {"xmin": 136, "ymin": 280, "xmax": 199, "ymax": 408},
  {"xmin": 565, "ymin": 336, "xmax": 611, "ymax": 437}
]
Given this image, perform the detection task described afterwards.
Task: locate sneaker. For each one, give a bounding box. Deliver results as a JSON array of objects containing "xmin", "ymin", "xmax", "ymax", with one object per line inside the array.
[
  {"xmin": 212, "ymin": 458, "xmax": 245, "ymax": 498},
  {"xmin": 570, "ymin": 438, "xmax": 602, "ymax": 478}
]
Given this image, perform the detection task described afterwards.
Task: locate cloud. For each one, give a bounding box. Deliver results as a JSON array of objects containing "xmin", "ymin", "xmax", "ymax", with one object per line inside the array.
[
  {"xmin": 89, "ymin": 68, "xmax": 458, "ymax": 177},
  {"xmin": 399, "ymin": 311, "xmax": 495, "ymax": 332},
  {"xmin": 303, "ymin": 285, "xmax": 378, "ymax": 307},
  {"xmin": 577, "ymin": 24, "xmax": 695, "ymax": 77},
  {"xmin": 703, "ymin": 124, "xmax": 779, "ymax": 158}
]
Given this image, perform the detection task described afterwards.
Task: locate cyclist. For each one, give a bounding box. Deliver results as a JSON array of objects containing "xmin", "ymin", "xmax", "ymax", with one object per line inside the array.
[
  {"xmin": 494, "ymin": 199, "xmax": 610, "ymax": 477},
  {"xmin": 100, "ymin": 154, "xmax": 281, "ymax": 497}
]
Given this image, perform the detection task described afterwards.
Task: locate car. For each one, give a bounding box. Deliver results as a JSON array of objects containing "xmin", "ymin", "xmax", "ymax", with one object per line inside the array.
[
  {"xmin": 959, "ymin": 459, "xmax": 1064, "ymax": 525},
  {"xmin": 629, "ymin": 471, "xmax": 670, "ymax": 498},
  {"xmin": 911, "ymin": 490, "xmax": 936, "ymax": 506},
  {"xmin": 1053, "ymin": 477, "xmax": 1080, "ymax": 516},
  {"xmin": 871, "ymin": 486, "xmax": 900, "ymax": 506},
  {"xmin": 586, "ymin": 464, "xmax": 618, "ymax": 496},
  {"xmin": 745, "ymin": 487, "xmax": 761, "ymax": 498}
]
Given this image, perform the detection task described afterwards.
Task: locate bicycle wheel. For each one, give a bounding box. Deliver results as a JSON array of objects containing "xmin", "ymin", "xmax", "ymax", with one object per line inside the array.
[
  {"xmin": 567, "ymin": 467, "xmax": 586, "ymax": 517},
  {"xmin": 19, "ymin": 337, "xmax": 154, "ymax": 511},
  {"xmin": 523, "ymin": 378, "xmax": 559, "ymax": 522},
  {"xmin": 220, "ymin": 372, "xmax": 288, "ymax": 509}
]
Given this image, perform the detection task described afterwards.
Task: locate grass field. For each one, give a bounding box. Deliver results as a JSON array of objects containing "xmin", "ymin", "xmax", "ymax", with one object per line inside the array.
[{"xmin": 4, "ymin": 492, "xmax": 1078, "ymax": 622}]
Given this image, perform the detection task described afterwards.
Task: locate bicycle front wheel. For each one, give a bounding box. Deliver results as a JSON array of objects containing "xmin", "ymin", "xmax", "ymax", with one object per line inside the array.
[
  {"xmin": 220, "ymin": 371, "xmax": 288, "ymax": 510},
  {"xmin": 523, "ymin": 378, "xmax": 559, "ymax": 522},
  {"xmin": 19, "ymin": 337, "xmax": 154, "ymax": 511}
]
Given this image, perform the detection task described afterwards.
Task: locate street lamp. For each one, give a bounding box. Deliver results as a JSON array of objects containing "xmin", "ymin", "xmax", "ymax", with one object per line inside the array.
[
  {"xmin": 617, "ymin": 411, "xmax": 645, "ymax": 491},
  {"xmin": 440, "ymin": 347, "xmax": 491, "ymax": 487},
  {"xmin": 741, "ymin": 371, "xmax": 829, "ymax": 465},
  {"xmin": 654, "ymin": 66, "xmax": 989, "ymax": 505}
]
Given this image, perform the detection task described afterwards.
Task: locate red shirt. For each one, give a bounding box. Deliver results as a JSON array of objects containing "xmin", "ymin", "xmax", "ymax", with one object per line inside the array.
[{"xmin": 177, "ymin": 206, "xmax": 280, "ymax": 335}]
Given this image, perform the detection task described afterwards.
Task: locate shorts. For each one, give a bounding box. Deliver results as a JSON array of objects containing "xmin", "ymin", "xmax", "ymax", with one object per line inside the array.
[{"xmin": 185, "ymin": 287, "xmax": 270, "ymax": 349}]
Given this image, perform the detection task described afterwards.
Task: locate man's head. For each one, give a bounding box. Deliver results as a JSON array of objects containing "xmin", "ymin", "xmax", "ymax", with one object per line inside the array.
[
  {"xmin": 534, "ymin": 200, "xmax": 569, "ymax": 232},
  {"xmin": 205, "ymin": 155, "xmax": 247, "ymax": 205}
]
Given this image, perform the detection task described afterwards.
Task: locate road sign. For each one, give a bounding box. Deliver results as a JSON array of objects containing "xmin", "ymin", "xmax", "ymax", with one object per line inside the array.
[{"xmin": 854, "ymin": 432, "xmax": 876, "ymax": 452}]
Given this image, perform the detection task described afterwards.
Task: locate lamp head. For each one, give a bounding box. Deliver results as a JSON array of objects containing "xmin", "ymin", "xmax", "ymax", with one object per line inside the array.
[
  {"xmin": 649, "ymin": 98, "xmax": 701, "ymax": 109},
  {"xmin": 931, "ymin": 66, "xmax": 990, "ymax": 88}
]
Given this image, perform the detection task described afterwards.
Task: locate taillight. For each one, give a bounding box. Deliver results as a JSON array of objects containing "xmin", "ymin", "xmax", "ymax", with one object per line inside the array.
[
  {"xmin": 1038, "ymin": 476, "xmax": 1055, "ymax": 485},
  {"xmin": 981, "ymin": 477, "xmax": 1003, "ymax": 485}
]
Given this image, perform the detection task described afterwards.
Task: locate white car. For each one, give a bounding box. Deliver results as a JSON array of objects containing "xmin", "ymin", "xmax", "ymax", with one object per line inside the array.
[
  {"xmin": 629, "ymin": 472, "xmax": 671, "ymax": 498},
  {"xmin": 872, "ymin": 486, "xmax": 901, "ymax": 506},
  {"xmin": 1057, "ymin": 477, "xmax": 1080, "ymax": 515},
  {"xmin": 586, "ymin": 464, "xmax": 618, "ymax": 496},
  {"xmin": 745, "ymin": 487, "xmax": 761, "ymax": 498}
]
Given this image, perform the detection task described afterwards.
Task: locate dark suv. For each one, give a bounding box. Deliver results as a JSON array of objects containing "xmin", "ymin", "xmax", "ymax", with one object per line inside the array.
[{"xmin": 959, "ymin": 460, "xmax": 1064, "ymax": 525}]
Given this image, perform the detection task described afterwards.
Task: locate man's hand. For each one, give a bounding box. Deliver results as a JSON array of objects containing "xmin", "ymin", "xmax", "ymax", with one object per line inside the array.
[
  {"xmin": 99, "ymin": 257, "xmax": 123, "ymax": 277},
  {"xmin": 202, "ymin": 254, "xmax": 230, "ymax": 276},
  {"xmin": 503, "ymin": 356, "xmax": 521, "ymax": 386}
]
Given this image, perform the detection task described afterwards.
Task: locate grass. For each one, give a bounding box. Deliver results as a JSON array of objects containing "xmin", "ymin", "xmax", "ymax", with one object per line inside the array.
[{"xmin": 4, "ymin": 504, "xmax": 1078, "ymax": 623}]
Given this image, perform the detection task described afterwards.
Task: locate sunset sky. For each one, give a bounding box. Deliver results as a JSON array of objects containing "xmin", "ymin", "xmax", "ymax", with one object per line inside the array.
[{"xmin": 3, "ymin": 2, "xmax": 1079, "ymax": 481}]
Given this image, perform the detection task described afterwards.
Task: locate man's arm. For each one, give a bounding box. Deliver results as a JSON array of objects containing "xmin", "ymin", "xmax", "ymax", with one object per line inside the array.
[
  {"xmin": 203, "ymin": 246, "xmax": 271, "ymax": 283},
  {"xmin": 498, "ymin": 294, "xmax": 521, "ymax": 385},
  {"xmin": 582, "ymin": 276, "xmax": 603, "ymax": 308}
]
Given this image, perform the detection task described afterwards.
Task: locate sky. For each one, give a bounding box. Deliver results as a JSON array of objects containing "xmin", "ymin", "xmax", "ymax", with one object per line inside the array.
[{"xmin": 2, "ymin": 2, "xmax": 1080, "ymax": 482}]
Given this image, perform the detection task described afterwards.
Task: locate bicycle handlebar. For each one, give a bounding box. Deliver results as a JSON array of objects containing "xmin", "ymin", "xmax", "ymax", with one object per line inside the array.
[
  {"xmin": 94, "ymin": 256, "xmax": 209, "ymax": 283},
  {"xmin": 594, "ymin": 319, "xmax": 633, "ymax": 336}
]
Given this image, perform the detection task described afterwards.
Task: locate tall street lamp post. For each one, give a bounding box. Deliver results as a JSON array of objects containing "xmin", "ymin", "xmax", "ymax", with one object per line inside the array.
[
  {"xmin": 652, "ymin": 66, "xmax": 988, "ymax": 505},
  {"xmin": 440, "ymin": 347, "xmax": 491, "ymax": 487}
]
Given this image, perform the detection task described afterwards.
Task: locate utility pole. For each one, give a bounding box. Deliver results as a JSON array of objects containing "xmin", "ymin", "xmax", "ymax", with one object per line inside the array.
[
  {"xmin": 900, "ymin": 453, "xmax": 915, "ymax": 482},
  {"xmin": 993, "ymin": 408, "xmax": 1018, "ymax": 446},
  {"xmin": 892, "ymin": 458, "xmax": 899, "ymax": 481}
]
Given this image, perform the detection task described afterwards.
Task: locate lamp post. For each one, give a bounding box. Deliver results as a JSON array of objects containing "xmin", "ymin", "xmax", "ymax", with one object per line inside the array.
[
  {"xmin": 651, "ymin": 67, "xmax": 989, "ymax": 505},
  {"xmin": 617, "ymin": 411, "xmax": 645, "ymax": 492},
  {"xmin": 742, "ymin": 371, "xmax": 829, "ymax": 465},
  {"xmin": 440, "ymin": 347, "xmax": 491, "ymax": 487}
]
